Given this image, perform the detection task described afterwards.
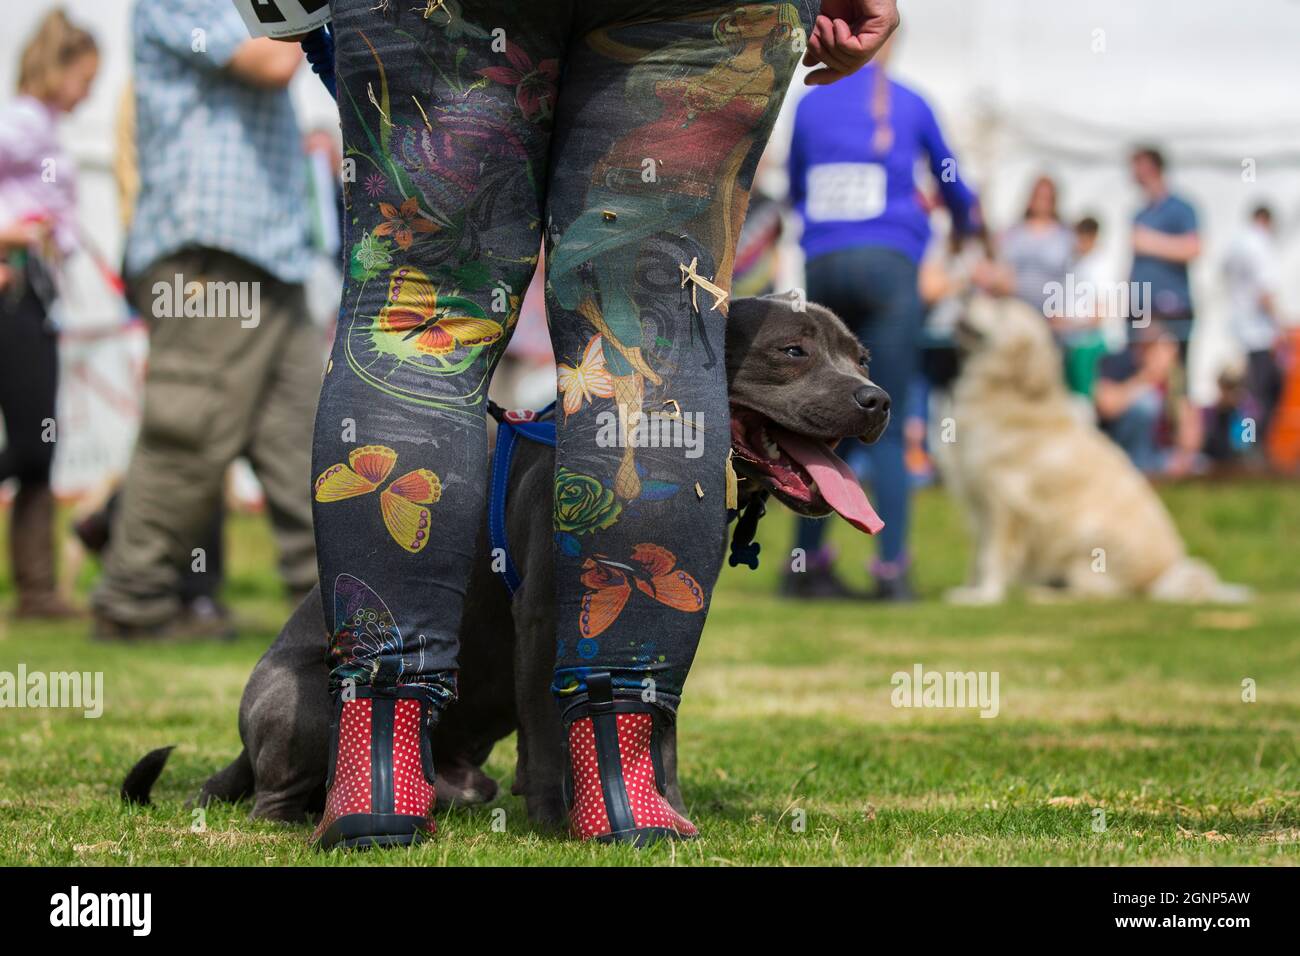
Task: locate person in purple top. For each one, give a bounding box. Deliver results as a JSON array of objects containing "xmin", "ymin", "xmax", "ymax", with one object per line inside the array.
[{"xmin": 784, "ymin": 34, "xmax": 979, "ymax": 601}]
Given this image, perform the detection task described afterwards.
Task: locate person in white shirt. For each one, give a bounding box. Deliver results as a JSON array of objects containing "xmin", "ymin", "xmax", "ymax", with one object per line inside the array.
[{"xmin": 1223, "ymin": 205, "xmax": 1284, "ymax": 441}]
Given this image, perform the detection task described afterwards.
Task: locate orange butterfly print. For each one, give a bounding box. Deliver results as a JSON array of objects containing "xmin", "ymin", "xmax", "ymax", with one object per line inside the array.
[
  {"xmin": 314, "ymin": 444, "xmax": 442, "ymax": 554},
  {"xmin": 557, "ymin": 334, "xmax": 614, "ymax": 417},
  {"xmin": 379, "ymin": 266, "xmax": 504, "ymax": 356},
  {"xmin": 578, "ymin": 543, "xmax": 704, "ymax": 639}
]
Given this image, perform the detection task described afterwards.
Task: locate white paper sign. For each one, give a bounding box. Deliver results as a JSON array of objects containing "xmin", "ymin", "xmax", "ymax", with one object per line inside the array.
[{"xmin": 232, "ymin": 0, "xmax": 332, "ymax": 40}]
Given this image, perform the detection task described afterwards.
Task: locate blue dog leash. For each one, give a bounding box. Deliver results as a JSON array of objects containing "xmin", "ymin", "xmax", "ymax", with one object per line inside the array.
[{"xmin": 489, "ymin": 402, "xmax": 558, "ymax": 596}]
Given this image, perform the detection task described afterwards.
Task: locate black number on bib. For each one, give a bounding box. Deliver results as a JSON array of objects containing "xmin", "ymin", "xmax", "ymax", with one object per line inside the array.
[{"xmin": 251, "ymin": 0, "xmax": 289, "ymax": 25}]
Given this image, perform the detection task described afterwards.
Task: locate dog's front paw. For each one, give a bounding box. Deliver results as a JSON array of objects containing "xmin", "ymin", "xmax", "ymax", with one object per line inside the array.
[{"xmin": 945, "ymin": 585, "xmax": 1004, "ymax": 606}]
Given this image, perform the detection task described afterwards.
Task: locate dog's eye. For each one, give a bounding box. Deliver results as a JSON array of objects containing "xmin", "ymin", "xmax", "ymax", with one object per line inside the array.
[
  {"xmin": 859, "ymin": 356, "xmax": 870, "ymax": 370},
  {"xmin": 782, "ymin": 345, "xmax": 807, "ymax": 358}
]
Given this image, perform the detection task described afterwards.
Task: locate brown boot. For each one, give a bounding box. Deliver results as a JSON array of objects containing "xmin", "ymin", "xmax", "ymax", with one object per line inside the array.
[{"xmin": 10, "ymin": 482, "xmax": 80, "ymax": 619}]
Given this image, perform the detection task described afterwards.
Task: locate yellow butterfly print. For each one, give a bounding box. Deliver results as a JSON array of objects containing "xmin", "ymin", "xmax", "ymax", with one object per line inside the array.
[
  {"xmin": 557, "ymin": 334, "xmax": 615, "ymax": 417},
  {"xmin": 378, "ymin": 266, "xmax": 504, "ymax": 356},
  {"xmin": 314, "ymin": 444, "xmax": 442, "ymax": 554}
]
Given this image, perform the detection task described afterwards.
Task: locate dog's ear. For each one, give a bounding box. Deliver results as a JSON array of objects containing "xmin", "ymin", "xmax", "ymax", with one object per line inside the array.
[
  {"xmin": 761, "ymin": 289, "xmax": 804, "ymax": 311},
  {"xmin": 726, "ymin": 296, "xmax": 760, "ymax": 324}
]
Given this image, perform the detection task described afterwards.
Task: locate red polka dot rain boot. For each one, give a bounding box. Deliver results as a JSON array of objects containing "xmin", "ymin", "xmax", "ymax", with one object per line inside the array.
[
  {"xmin": 562, "ymin": 672, "xmax": 698, "ymax": 847},
  {"xmin": 312, "ymin": 686, "xmax": 437, "ymax": 850}
]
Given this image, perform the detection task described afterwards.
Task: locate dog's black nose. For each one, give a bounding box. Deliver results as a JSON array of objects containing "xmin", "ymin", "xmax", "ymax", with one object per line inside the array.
[{"xmin": 854, "ymin": 384, "xmax": 890, "ymax": 415}]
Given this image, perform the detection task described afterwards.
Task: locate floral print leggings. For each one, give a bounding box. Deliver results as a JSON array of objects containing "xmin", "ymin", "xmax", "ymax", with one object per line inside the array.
[{"xmin": 314, "ymin": 0, "xmax": 815, "ymax": 715}]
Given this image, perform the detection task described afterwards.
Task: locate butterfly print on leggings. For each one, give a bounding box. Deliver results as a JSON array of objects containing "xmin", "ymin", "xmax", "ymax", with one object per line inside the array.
[
  {"xmin": 578, "ymin": 544, "xmax": 704, "ymax": 639},
  {"xmin": 315, "ymin": 445, "xmax": 442, "ymax": 553}
]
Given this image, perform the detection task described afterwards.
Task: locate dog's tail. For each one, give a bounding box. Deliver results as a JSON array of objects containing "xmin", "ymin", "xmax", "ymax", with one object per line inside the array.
[
  {"xmin": 120, "ymin": 746, "xmax": 256, "ymax": 807},
  {"xmin": 121, "ymin": 746, "xmax": 175, "ymax": 805},
  {"xmin": 1149, "ymin": 558, "xmax": 1253, "ymax": 605}
]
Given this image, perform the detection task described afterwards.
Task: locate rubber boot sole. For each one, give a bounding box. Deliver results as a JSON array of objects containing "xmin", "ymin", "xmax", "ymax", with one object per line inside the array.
[
  {"xmin": 314, "ymin": 813, "xmax": 434, "ymax": 851},
  {"xmin": 593, "ymin": 826, "xmax": 698, "ymax": 848}
]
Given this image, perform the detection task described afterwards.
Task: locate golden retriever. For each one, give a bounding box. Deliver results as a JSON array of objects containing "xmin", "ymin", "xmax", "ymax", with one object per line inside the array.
[{"xmin": 937, "ymin": 295, "xmax": 1248, "ymax": 605}]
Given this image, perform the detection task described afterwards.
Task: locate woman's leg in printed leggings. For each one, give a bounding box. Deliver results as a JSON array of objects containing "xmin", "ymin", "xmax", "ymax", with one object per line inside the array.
[
  {"xmin": 313, "ymin": 1, "xmax": 564, "ymax": 710},
  {"xmin": 544, "ymin": 2, "xmax": 813, "ymax": 711}
]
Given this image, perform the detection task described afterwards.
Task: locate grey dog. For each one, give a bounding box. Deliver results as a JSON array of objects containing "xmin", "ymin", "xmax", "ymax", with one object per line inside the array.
[{"xmin": 123, "ymin": 291, "xmax": 890, "ymax": 828}]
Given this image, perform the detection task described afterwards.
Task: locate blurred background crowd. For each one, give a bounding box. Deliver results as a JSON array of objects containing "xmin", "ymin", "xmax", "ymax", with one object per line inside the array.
[{"xmin": 0, "ymin": 0, "xmax": 1296, "ymax": 627}]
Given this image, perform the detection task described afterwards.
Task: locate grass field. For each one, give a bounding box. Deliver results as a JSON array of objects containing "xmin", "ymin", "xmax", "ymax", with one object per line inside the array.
[{"xmin": 1, "ymin": 481, "xmax": 1297, "ymax": 866}]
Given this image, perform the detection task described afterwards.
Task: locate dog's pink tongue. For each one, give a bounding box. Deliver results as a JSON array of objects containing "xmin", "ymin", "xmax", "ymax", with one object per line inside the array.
[{"xmin": 772, "ymin": 428, "xmax": 884, "ymax": 535}]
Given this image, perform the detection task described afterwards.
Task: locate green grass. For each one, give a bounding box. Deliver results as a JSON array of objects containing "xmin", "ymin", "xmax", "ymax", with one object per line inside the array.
[{"xmin": 1, "ymin": 482, "xmax": 1297, "ymax": 865}]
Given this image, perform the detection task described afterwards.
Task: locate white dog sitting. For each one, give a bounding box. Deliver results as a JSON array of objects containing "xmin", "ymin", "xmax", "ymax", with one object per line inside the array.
[{"xmin": 937, "ymin": 295, "xmax": 1249, "ymax": 606}]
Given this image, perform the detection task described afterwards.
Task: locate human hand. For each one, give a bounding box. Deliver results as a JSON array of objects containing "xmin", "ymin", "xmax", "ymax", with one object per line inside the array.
[{"xmin": 803, "ymin": 0, "xmax": 901, "ymax": 86}]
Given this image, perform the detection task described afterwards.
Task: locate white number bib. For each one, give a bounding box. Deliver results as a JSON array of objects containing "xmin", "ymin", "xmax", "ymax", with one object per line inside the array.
[{"xmin": 805, "ymin": 163, "xmax": 887, "ymax": 223}]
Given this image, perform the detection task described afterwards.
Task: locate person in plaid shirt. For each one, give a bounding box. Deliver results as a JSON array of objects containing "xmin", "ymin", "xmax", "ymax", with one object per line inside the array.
[{"xmin": 92, "ymin": 0, "xmax": 321, "ymax": 638}]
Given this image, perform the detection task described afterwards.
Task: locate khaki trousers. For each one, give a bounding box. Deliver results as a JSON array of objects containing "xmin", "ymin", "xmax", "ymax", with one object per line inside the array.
[{"xmin": 93, "ymin": 248, "xmax": 320, "ymax": 625}]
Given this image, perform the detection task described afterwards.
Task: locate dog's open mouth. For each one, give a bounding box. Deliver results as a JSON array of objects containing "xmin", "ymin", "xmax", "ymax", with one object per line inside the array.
[{"xmin": 729, "ymin": 406, "xmax": 883, "ymax": 535}]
